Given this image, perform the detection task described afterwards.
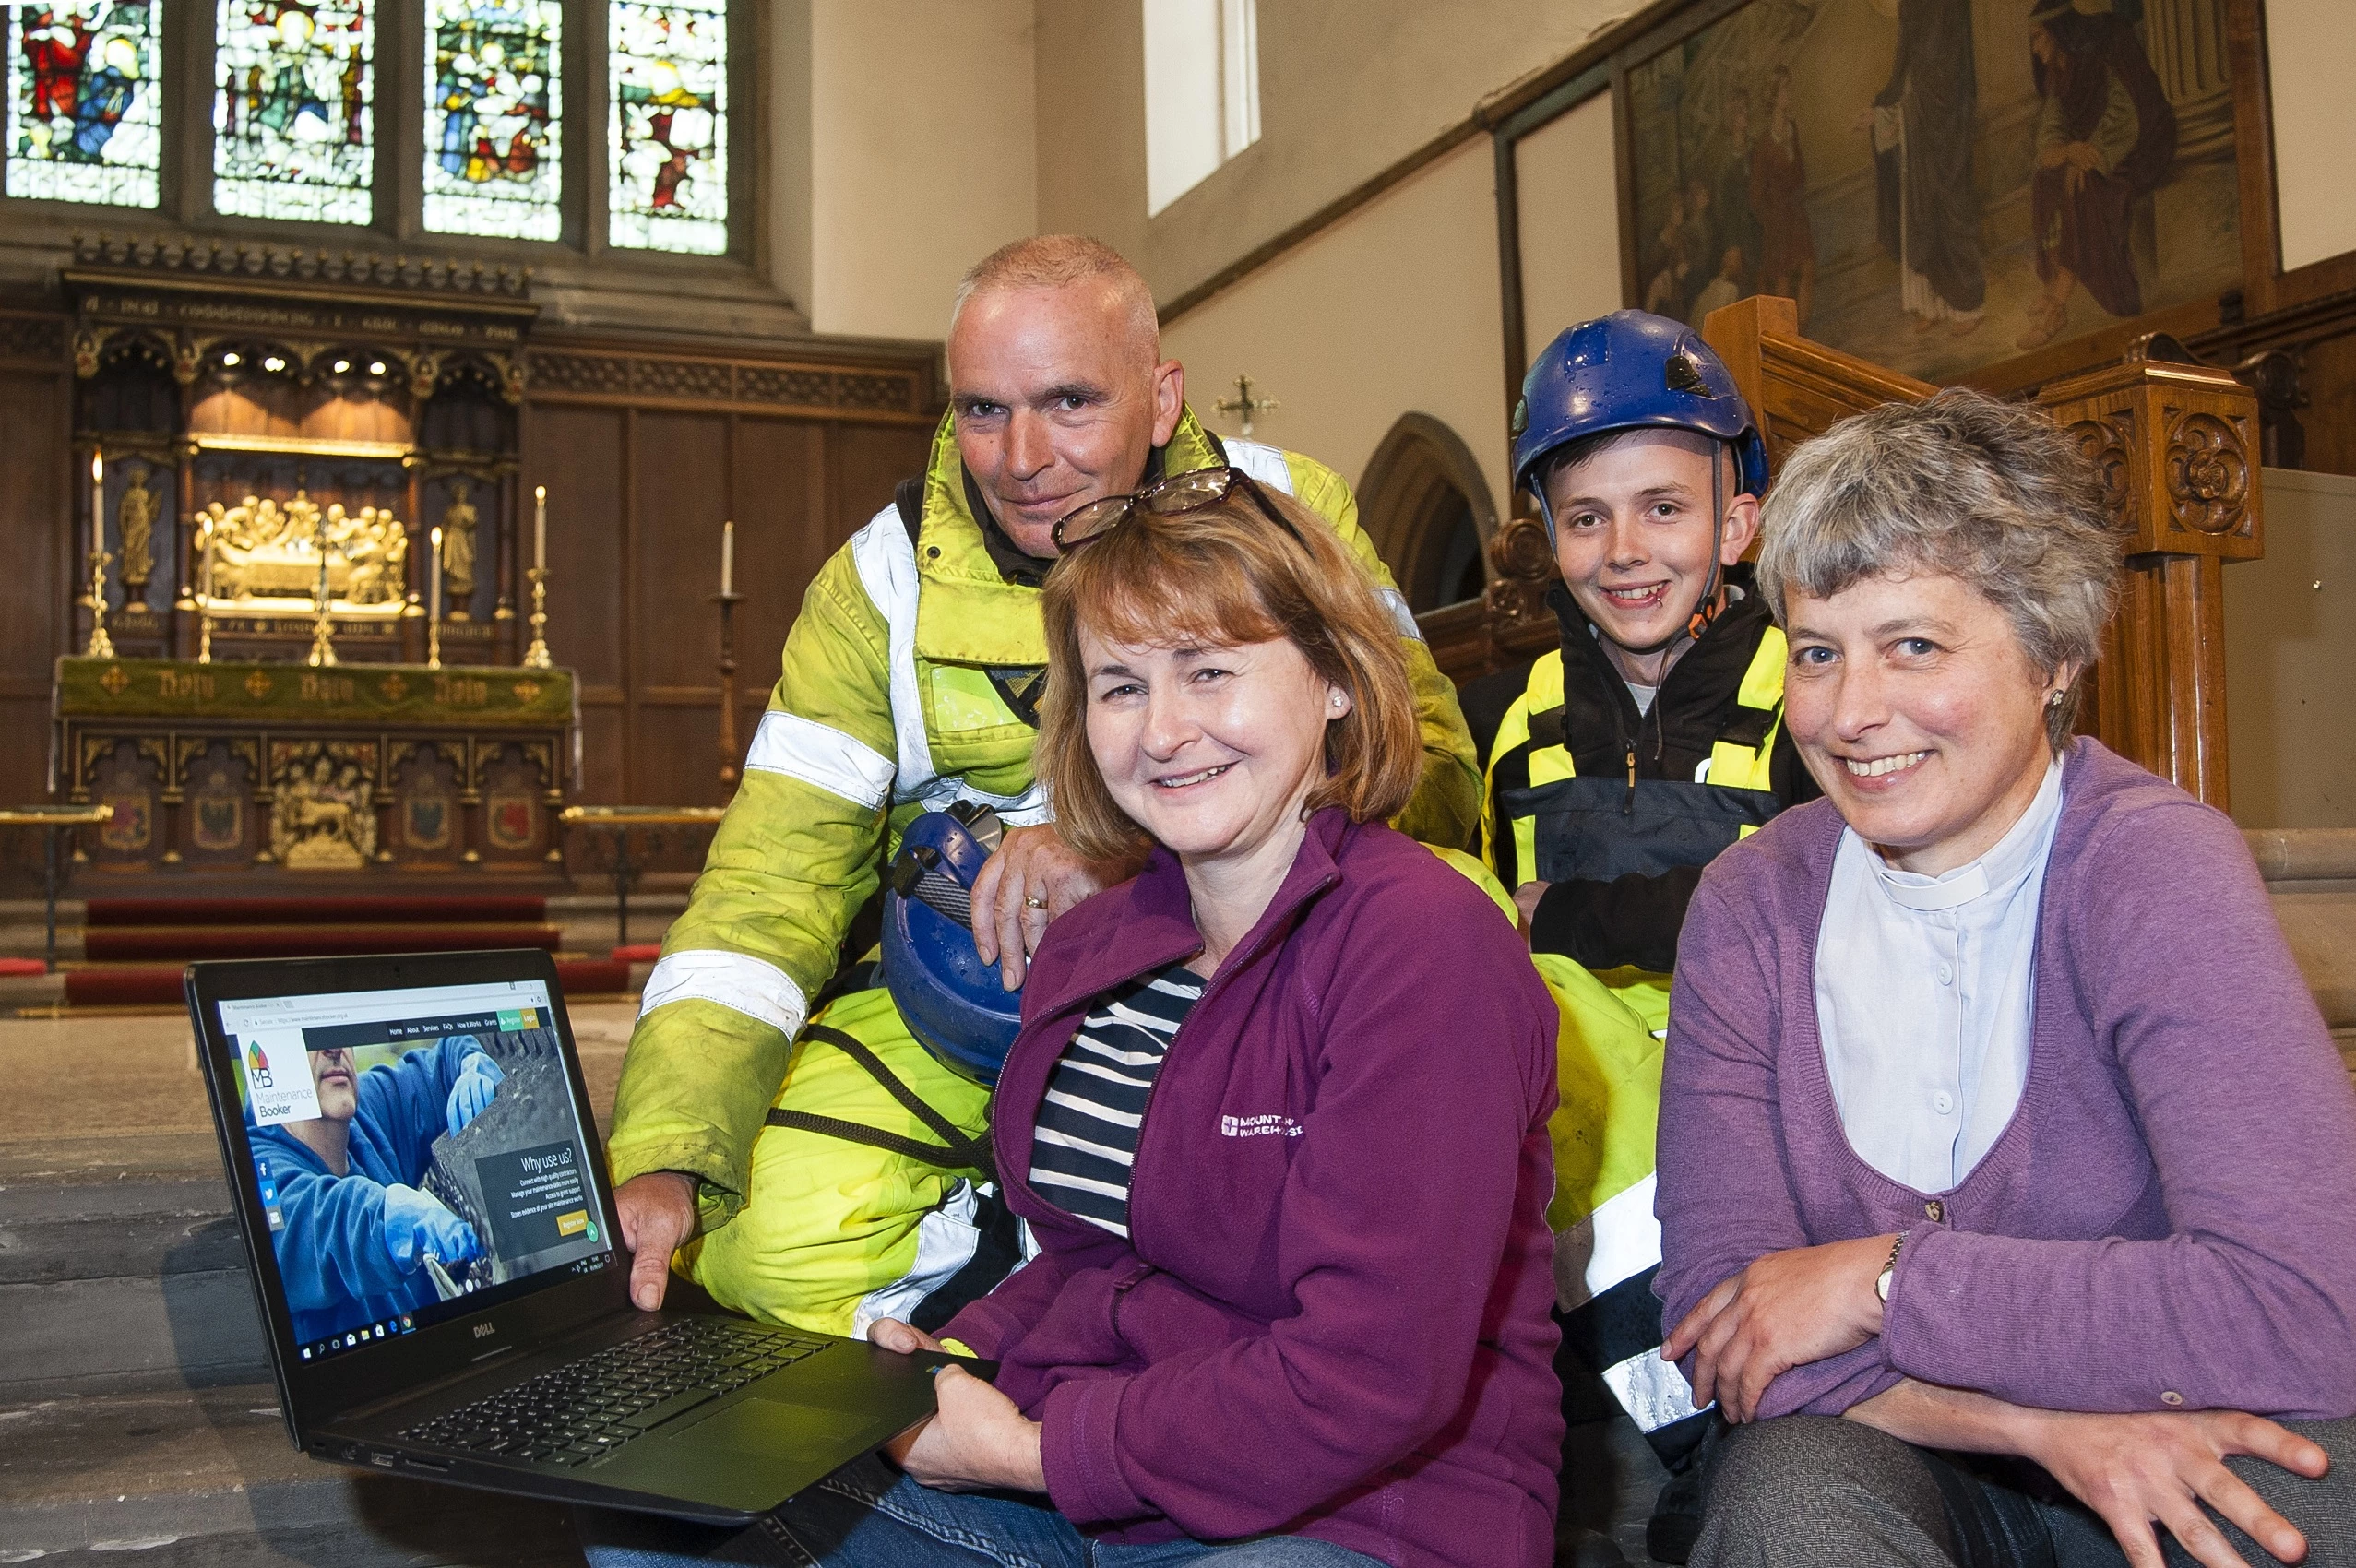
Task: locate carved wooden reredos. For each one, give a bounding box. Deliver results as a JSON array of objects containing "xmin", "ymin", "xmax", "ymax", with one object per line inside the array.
[{"xmin": 1416, "ymin": 293, "xmax": 2262, "ymax": 812}]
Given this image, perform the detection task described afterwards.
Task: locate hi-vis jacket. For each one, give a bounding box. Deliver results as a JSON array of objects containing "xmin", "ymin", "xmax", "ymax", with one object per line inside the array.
[
  {"xmin": 608, "ymin": 406, "xmax": 1481, "ymax": 1228},
  {"xmin": 1479, "ymin": 584, "xmax": 1810, "ymax": 1462}
]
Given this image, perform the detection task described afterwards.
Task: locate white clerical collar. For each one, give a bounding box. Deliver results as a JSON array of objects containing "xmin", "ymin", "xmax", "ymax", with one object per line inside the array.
[{"xmin": 1866, "ymin": 755, "xmax": 2066, "ymax": 913}]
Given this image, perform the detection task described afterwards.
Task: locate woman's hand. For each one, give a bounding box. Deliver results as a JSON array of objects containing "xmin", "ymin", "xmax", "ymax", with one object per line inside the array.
[
  {"xmin": 871, "ymin": 1319, "xmax": 1045, "ymax": 1494},
  {"xmin": 1661, "ymin": 1235, "xmax": 1893, "ymax": 1422},
  {"xmin": 2017, "ymin": 1408, "xmax": 2328, "ymax": 1568}
]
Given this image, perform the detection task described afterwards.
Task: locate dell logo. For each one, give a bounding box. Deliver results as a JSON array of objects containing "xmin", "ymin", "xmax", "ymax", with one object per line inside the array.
[{"xmin": 473, "ymin": 1322, "xmax": 496, "ymax": 1340}]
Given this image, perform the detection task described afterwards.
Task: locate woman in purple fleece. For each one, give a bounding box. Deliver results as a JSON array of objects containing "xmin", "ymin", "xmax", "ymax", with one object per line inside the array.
[
  {"xmin": 589, "ymin": 472, "xmax": 1564, "ymax": 1568},
  {"xmin": 1654, "ymin": 388, "xmax": 2356, "ymax": 1568}
]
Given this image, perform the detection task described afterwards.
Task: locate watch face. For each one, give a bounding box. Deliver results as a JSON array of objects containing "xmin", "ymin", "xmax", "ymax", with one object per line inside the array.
[{"xmin": 1876, "ymin": 1267, "xmax": 1894, "ymax": 1302}]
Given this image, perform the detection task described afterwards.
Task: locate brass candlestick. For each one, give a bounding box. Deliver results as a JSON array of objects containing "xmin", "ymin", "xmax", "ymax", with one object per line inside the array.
[
  {"xmin": 84, "ymin": 548, "xmax": 115, "ymax": 658},
  {"xmin": 196, "ymin": 529, "xmax": 215, "ymax": 664},
  {"xmin": 305, "ymin": 540, "xmax": 337, "ymax": 667},
  {"xmin": 714, "ymin": 589, "xmax": 744, "ymax": 787},
  {"xmin": 427, "ymin": 609, "xmax": 443, "ymax": 671},
  {"xmin": 521, "ymin": 565, "xmax": 553, "ymax": 669}
]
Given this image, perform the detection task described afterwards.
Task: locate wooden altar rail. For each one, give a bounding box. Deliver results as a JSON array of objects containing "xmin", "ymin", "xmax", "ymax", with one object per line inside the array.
[{"xmin": 1417, "ymin": 296, "xmax": 2266, "ymax": 813}]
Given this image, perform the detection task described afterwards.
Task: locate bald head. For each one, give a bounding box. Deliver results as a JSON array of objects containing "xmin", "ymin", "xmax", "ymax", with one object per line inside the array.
[
  {"xmin": 950, "ymin": 235, "xmax": 1161, "ymax": 361},
  {"xmin": 946, "ymin": 236, "xmax": 1184, "ymax": 559}
]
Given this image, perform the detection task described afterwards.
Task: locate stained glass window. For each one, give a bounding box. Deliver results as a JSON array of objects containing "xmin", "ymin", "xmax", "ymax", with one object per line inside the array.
[
  {"xmin": 608, "ymin": 0, "xmax": 726, "ymax": 255},
  {"xmin": 213, "ymin": 0, "xmax": 374, "ymax": 224},
  {"xmin": 5, "ymin": 2, "xmax": 164, "ymax": 208},
  {"xmin": 422, "ymin": 0, "xmax": 560, "ymax": 240}
]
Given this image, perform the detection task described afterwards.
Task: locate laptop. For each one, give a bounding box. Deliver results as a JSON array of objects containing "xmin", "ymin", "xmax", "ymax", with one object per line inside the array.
[{"xmin": 186, "ymin": 946, "xmax": 972, "ymax": 1525}]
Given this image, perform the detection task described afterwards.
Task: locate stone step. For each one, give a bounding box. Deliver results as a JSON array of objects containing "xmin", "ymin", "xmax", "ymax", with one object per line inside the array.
[{"xmin": 0, "ymin": 1383, "xmax": 580, "ymax": 1566}]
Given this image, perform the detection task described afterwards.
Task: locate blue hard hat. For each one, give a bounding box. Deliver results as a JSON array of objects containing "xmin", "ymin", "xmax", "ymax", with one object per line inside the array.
[
  {"xmin": 1511, "ymin": 311, "xmax": 1769, "ymax": 506},
  {"xmin": 879, "ymin": 802, "xmax": 1021, "ymax": 1087}
]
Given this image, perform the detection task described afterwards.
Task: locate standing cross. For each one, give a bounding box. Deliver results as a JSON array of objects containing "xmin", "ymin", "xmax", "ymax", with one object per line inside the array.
[{"xmin": 1215, "ymin": 374, "xmax": 1279, "ymax": 439}]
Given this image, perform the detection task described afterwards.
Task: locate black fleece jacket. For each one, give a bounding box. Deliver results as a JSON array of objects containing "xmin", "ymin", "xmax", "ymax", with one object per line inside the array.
[{"xmin": 1480, "ymin": 576, "xmax": 1818, "ymax": 973}]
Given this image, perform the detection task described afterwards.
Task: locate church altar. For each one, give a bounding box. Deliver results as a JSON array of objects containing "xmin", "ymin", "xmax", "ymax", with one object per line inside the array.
[{"xmin": 56, "ymin": 657, "xmax": 577, "ymax": 883}]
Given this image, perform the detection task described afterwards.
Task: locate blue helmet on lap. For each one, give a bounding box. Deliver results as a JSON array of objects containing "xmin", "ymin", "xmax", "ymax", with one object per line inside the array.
[
  {"xmin": 1511, "ymin": 310, "xmax": 1769, "ymax": 519},
  {"xmin": 880, "ymin": 802, "xmax": 1021, "ymax": 1087}
]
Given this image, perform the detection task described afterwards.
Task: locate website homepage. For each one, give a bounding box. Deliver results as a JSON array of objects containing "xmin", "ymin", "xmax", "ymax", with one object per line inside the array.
[{"xmin": 220, "ymin": 979, "xmax": 613, "ymax": 1365}]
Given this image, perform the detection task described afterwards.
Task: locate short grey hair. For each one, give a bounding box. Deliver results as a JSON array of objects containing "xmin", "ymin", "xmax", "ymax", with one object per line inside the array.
[
  {"xmin": 948, "ymin": 234, "xmax": 1159, "ymax": 351},
  {"xmin": 1755, "ymin": 386, "xmax": 2124, "ymax": 750}
]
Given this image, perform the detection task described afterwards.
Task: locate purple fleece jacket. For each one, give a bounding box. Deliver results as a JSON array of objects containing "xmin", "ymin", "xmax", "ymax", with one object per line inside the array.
[
  {"xmin": 1656, "ymin": 740, "xmax": 2356, "ymax": 1421},
  {"xmin": 941, "ymin": 809, "xmax": 1564, "ymax": 1568}
]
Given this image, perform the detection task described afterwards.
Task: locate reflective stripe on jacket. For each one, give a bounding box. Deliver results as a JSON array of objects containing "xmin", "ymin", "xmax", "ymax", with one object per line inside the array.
[{"xmin": 608, "ymin": 404, "xmax": 1480, "ymax": 1227}]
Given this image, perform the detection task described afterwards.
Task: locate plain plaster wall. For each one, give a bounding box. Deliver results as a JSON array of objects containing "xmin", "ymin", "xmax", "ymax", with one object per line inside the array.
[
  {"xmin": 1158, "ymin": 137, "xmax": 1510, "ymax": 525},
  {"xmin": 2266, "ymin": 0, "xmax": 2356, "ymax": 275},
  {"xmin": 2228, "ymin": 468, "xmax": 2356, "ymax": 828},
  {"xmin": 804, "ymin": 0, "xmax": 1039, "ymax": 339},
  {"xmin": 1515, "ymin": 92, "xmax": 1624, "ymax": 367},
  {"xmin": 1035, "ymin": 0, "xmax": 1630, "ymax": 306}
]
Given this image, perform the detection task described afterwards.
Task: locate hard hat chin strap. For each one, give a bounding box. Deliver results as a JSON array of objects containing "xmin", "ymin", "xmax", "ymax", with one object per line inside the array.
[{"xmin": 1614, "ymin": 441, "xmax": 1731, "ymax": 659}]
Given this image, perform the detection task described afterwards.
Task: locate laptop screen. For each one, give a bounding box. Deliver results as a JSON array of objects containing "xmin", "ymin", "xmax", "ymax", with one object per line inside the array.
[{"xmin": 217, "ymin": 976, "xmax": 615, "ymax": 1367}]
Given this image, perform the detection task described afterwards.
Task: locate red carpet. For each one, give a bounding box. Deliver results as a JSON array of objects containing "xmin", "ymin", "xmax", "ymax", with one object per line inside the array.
[
  {"xmin": 61, "ymin": 893, "xmax": 626, "ymax": 1009},
  {"xmin": 86, "ymin": 923, "xmax": 562, "ymax": 962},
  {"xmin": 85, "ymin": 895, "xmax": 547, "ymax": 928},
  {"xmin": 65, "ymin": 957, "xmax": 632, "ymax": 1009}
]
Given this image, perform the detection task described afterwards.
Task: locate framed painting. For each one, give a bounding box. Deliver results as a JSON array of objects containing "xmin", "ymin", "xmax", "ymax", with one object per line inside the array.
[{"xmin": 1613, "ymin": 0, "xmax": 2243, "ymax": 385}]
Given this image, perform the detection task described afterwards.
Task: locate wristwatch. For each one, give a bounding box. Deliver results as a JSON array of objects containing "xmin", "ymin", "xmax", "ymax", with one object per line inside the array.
[{"xmin": 1875, "ymin": 1232, "xmax": 1907, "ymax": 1303}]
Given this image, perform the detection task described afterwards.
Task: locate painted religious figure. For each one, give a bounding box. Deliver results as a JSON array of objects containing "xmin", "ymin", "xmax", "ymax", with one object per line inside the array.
[
  {"xmin": 213, "ymin": 0, "xmax": 375, "ymax": 224},
  {"xmin": 608, "ymin": 0, "xmax": 728, "ymax": 255},
  {"xmin": 271, "ymin": 750, "xmax": 376, "ymax": 869},
  {"xmin": 1620, "ymin": 0, "xmax": 2242, "ymax": 382},
  {"xmin": 422, "ymin": 0, "xmax": 562, "ymax": 241},
  {"xmin": 2018, "ymin": 0, "xmax": 2180, "ymax": 347},
  {"xmin": 5, "ymin": 1, "xmax": 163, "ymax": 207}
]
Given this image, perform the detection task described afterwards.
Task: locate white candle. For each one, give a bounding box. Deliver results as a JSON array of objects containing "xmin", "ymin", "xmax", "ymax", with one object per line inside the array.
[
  {"xmin": 721, "ymin": 519, "xmax": 734, "ymax": 597},
  {"xmin": 90, "ymin": 452, "xmax": 103, "ymax": 557},
  {"xmin": 430, "ymin": 526, "xmax": 443, "ymax": 623},
  {"xmin": 534, "ymin": 484, "xmax": 547, "ymax": 571}
]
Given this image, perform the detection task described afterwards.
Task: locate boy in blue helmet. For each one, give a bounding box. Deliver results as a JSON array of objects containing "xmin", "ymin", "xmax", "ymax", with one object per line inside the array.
[{"xmin": 1478, "ymin": 309, "xmax": 1818, "ymax": 1563}]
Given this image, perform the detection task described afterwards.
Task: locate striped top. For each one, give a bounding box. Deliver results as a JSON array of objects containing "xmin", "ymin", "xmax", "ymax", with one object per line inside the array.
[{"xmin": 1026, "ymin": 961, "xmax": 1207, "ymax": 1238}]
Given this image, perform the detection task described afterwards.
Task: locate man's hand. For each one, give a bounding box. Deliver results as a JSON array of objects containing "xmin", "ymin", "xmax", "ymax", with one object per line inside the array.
[
  {"xmin": 445, "ymin": 1050, "xmax": 506, "ymax": 1137},
  {"xmin": 614, "ymin": 1170, "xmax": 696, "ymax": 1311},
  {"xmin": 969, "ymin": 824, "xmax": 1147, "ymax": 990},
  {"xmin": 1512, "ymin": 880, "xmax": 1550, "ymax": 939},
  {"xmin": 1662, "ymin": 1234, "xmax": 1894, "ymax": 1422},
  {"xmin": 2019, "ymin": 1408, "xmax": 2327, "ymax": 1568}
]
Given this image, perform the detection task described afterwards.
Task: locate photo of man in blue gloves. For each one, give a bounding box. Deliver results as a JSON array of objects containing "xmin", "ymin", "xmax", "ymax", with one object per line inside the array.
[{"xmin": 245, "ymin": 1034, "xmax": 505, "ymax": 1345}]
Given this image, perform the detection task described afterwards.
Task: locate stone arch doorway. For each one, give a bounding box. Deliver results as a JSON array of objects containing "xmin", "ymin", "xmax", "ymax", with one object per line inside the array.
[{"xmin": 1357, "ymin": 413, "xmax": 1498, "ymax": 613}]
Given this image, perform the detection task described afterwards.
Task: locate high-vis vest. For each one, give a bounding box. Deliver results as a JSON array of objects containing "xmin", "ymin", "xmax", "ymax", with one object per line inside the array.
[{"xmin": 1481, "ymin": 626, "xmax": 1789, "ymax": 1462}]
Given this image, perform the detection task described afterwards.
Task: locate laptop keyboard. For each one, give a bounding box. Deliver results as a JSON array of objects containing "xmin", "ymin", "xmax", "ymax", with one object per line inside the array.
[{"xmin": 398, "ymin": 1317, "xmax": 827, "ymax": 1467}]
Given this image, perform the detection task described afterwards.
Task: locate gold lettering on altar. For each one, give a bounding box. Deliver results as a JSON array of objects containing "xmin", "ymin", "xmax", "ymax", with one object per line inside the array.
[
  {"xmin": 299, "ymin": 672, "xmax": 357, "ymax": 704},
  {"xmin": 159, "ymin": 669, "xmax": 217, "ymax": 701},
  {"xmin": 434, "ymin": 674, "xmax": 489, "ymax": 707}
]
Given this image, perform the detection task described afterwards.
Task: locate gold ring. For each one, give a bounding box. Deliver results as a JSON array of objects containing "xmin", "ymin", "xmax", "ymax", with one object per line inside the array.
[{"xmin": 1024, "ymin": 895, "xmax": 1048, "ymax": 909}]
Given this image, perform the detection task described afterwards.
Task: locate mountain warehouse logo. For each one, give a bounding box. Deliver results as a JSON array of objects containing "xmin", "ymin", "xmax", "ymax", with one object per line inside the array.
[{"xmin": 1220, "ymin": 1112, "xmax": 1303, "ymax": 1139}]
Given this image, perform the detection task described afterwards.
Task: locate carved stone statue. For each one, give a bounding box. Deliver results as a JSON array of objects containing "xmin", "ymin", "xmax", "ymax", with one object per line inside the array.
[
  {"xmin": 201, "ymin": 490, "xmax": 411, "ymax": 606},
  {"xmin": 440, "ymin": 480, "xmax": 479, "ymax": 621},
  {"xmin": 116, "ymin": 462, "xmax": 158, "ymax": 595},
  {"xmin": 271, "ymin": 749, "xmax": 377, "ymax": 869}
]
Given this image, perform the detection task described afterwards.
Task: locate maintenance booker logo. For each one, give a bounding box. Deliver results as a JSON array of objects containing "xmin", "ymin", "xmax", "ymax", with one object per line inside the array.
[{"xmin": 243, "ymin": 1033, "xmax": 323, "ymax": 1126}]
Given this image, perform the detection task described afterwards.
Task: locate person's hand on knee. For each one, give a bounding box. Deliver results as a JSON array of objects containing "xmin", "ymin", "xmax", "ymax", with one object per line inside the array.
[
  {"xmin": 2020, "ymin": 1408, "xmax": 2326, "ymax": 1568},
  {"xmin": 614, "ymin": 1170, "xmax": 696, "ymax": 1311}
]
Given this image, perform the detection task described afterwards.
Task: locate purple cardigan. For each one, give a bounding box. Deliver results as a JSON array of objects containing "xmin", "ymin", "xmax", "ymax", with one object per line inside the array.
[
  {"xmin": 1657, "ymin": 740, "xmax": 2356, "ymax": 1421},
  {"xmin": 942, "ymin": 809, "xmax": 1564, "ymax": 1568}
]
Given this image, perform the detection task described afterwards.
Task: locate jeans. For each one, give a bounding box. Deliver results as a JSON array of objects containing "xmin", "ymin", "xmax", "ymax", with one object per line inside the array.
[{"xmin": 575, "ymin": 1455, "xmax": 1387, "ymax": 1568}]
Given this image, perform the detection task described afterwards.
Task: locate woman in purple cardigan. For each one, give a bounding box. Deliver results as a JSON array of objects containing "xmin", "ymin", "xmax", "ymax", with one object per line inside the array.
[{"xmin": 1653, "ymin": 388, "xmax": 2356, "ymax": 1568}]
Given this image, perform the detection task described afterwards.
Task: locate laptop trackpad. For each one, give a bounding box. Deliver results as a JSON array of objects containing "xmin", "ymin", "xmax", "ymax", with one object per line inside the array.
[{"xmin": 671, "ymin": 1395, "xmax": 880, "ymax": 1465}]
